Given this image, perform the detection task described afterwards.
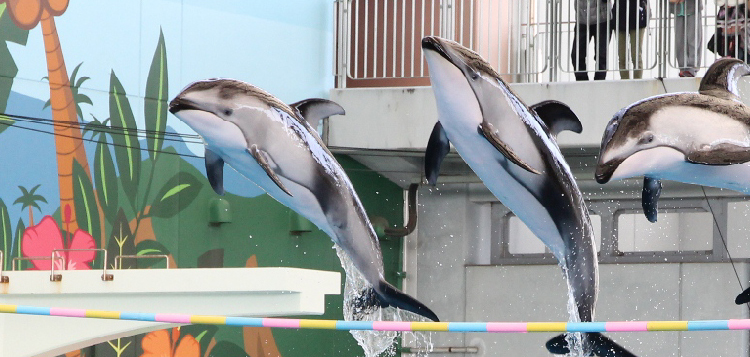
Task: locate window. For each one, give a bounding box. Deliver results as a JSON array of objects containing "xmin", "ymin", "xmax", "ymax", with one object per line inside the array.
[
  {"xmin": 616, "ymin": 211, "xmax": 712, "ymax": 252},
  {"xmin": 507, "ymin": 214, "xmax": 601, "ymax": 255},
  {"xmin": 727, "ymin": 201, "xmax": 750, "ymax": 258}
]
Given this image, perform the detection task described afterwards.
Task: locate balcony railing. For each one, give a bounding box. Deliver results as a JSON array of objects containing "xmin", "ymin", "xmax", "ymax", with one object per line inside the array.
[{"xmin": 334, "ymin": 0, "xmax": 731, "ymax": 87}]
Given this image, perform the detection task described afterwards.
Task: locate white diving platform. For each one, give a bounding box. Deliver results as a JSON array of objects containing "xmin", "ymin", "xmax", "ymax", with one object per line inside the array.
[{"xmin": 0, "ymin": 267, "xmax": 341, "ymax": 357}]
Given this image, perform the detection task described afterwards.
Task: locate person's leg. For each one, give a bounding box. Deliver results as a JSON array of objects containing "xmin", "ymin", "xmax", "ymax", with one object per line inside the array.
[
  {"xmin": 631, "ymin": 27, "xmax": 646, "ymax": 79},
  {"xmin": 618, "ymin": 30, "xmax": 630, "ymax": 79},
  {"xmin": 593, "ymin": 21, "xmax": 610, "ymax": 80},
  {"xmin": 684, "ymin": 11, "xmax": 702, "ymax": 75},
  {"xmin": 572, "ymin": 23, "xmax": 589, "ymax": 80},
  {"xmin": 674, "ymin": 15, "xmax": 686, "ymax": 71}
]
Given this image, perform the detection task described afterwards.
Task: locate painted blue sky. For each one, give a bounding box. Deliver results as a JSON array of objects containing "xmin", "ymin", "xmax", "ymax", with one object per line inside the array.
[{"xmin": 7, "ymin": 0, "xmax": 334, "ymax": 156}]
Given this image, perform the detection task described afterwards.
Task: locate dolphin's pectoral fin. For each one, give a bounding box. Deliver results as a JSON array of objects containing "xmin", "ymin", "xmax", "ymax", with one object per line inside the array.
[
  {"xmin": 642, "ymin": 177, "xmax": 662, "ymax": 223},
  {"xmin": 424, "ymin": 122, "xmax": 450, "ymax": 185},
  {"xmin": 478, "ymin": 121, "xmax": 542, "ymax": 175},
  {"xmin": 205, "ymin": 149, "xmax": 225, "ymax": 196},
  {"xmin": 686, "ymin": 143, "xmax": 750, "ymax": 165},
  {"xmin": 546, "ymin": 333, "xmax": 637, "ymax": 357},
  {"xmin": 290, "ymin": 98, "xmax": 346, "ymax": 129},
  {"xmin": 529, "ymin": 100, "xmax": 583, "ymax": 138},
  {"xmin": 247, "ymin": 145, "xmax": 293, "ymax": 197}
]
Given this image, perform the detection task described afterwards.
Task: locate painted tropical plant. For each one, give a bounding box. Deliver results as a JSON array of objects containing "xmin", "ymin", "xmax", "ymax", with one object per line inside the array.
[
  {"xmin": 0, "ymin": 3, "xmax": 29, "ymax": 135},
  {"xmin": 68, "ymin": 30, "xmax": 201, "ymax": 271},
  {"xmin": 14, "ymin": 184, "xmax": 47, "ymax": 226},
  {"xmin": 43, "ymin": 62, "xmax": 93, "ymax": 120},
  {"xmin": 0, "ymin": 0, "xmax": 92, "ymax": 231}
]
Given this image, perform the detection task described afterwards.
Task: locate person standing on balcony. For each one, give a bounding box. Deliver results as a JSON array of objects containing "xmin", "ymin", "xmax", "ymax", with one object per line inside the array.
[
  {"xmin": 669, "ymin": 0, "xmax": 702, "ymax": 77},
  {"xmin": 613, "ymin": 0, "xmax": 650, "ymax": 78},
  {"xmin": 572, "ymin": 0, "xmax": 613, "ymax": 80}
]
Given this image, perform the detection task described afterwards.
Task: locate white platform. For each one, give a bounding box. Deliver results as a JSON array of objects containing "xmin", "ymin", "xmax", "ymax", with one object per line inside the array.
[{"xmin": 0, "ymin": 267, "xmax": 341, "ymax": 357}]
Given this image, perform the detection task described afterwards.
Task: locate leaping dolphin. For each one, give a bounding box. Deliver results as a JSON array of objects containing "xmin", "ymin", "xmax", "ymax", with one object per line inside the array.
[
  {"xmin": 169, "ymin": 79, "xmax": 438, "ymax": 322},
  {"xmin": 422, "ymin": 36, "xmax": 633, "ymax": 356},
  {"xmin": 596, "ymin": 58, "xmax": 750, "ymax": 223}
]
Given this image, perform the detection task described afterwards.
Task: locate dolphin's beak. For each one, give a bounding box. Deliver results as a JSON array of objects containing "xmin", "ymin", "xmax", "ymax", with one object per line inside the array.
[
  {"xmin": 422, "ymin": 37, "xmax": 453, "ymax": 64},
  {"xmin": 168, "ymin": 96, "xmax": 201, "ymax": 114},
  {"xmin": 594, "ymin": 158, "xmax": 622, "ymax": 184}
]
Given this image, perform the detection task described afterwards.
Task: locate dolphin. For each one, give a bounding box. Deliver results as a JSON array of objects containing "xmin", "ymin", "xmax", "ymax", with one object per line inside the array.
[
  {"xmin": 422, "ymin": 36, "xmax": 633, "ymax": 356},
  {"xmin": 169, "ymin": 78, "xmax": 438, "ymax": 322},
  {"xmin": 596, "ymin": 58, "xmax": 750, "ymax": 223}
]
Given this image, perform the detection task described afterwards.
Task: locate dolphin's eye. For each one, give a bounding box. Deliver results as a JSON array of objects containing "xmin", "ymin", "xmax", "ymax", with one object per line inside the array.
[
  {"xmin": 470, "ymin": 71, "xmax": 479, "ymax": 80},
  {"xmin": 223, "ymin": 108, "xmax": 233, "ymax": 116},
  {"xmin": 639, "ymin": 133, "xmax": 654, "ymax": 145}
]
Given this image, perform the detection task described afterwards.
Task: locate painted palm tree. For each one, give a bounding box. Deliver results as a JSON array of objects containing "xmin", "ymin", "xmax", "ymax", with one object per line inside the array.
[
  {"xmin": 44, "ymin": 62, "xmax": 93, "ymax": 120},
  {"xmin": 0, "ymin": 0, "xmax": 91, "ymax": 232},
  {"xmin": 14, "ymin": 185, "xmax": 47, "ymax": 226}
]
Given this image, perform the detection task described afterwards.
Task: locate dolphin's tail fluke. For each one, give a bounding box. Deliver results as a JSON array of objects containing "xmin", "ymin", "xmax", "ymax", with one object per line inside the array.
[
  {"xmin": 375, "ymin": 280, "xmax": 440, "ymax": 322},
  {"xmin": 546, "ymin": 333, "xmax": 636, "ymax": 357}
]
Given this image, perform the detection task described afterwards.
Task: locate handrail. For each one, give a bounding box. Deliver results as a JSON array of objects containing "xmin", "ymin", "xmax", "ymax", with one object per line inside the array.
[
  {"xmin": 12, "ymin": 255, "xmax": 65, "ymax": 272},
  {"xmin": 335, "ymin": 0, "xmax": 726, "ymax": 85},
  {"xmin": 50, "ymin": 249, "xmax": 113, "ymax": 282},
  {"xmin": 114, "ymin": 254, "xmax": 170, "ymax": 270},
  {"xmin": 0, "ymin": 251, "xmax": 7, "ymax": 283}
]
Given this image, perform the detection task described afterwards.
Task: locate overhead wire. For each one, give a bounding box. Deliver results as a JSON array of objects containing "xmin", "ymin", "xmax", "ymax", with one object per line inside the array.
[{"xmin": 0, "ymin": 112, "xmax": 432, "ymax": 174}]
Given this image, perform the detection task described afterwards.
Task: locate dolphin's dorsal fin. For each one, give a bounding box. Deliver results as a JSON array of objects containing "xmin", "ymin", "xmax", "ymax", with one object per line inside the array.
[
  {"xmin": 424, "ymin": 122, "xmax": 450, "ymax": 185},
  {"xmin": 699, "ymin": 58, "xmax": 750, "ymax": 101},
  {"xmin": 290, "ymin": 99, "xmax": 346, "ymax": 128},
  {"xmin": 205, "ymin": 149, "xmax": 225, "ymax": 196},
  {"xmin": 478, "ymin": 121, "xmax": 542, "ymax": 175},
  {"xmin": 529, "ymin": 100, "xmax": 582, "ymax": 139},
  {"xmin": 642, "ymin": 176, "xmax": 662, "ymax": 223},
  {"xmin": 247, "ymin": 145, "xmax": 293, "ymax": 197}
]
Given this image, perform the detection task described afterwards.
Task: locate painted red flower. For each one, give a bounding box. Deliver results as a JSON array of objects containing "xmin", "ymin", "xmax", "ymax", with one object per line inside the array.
[
  {"xmin": 21, "ymin": 216, "xmax": 96, "ymax": 270},
  {"xmin": 141, "ymin": 328, "xmax": 200, "ymax": 357}
]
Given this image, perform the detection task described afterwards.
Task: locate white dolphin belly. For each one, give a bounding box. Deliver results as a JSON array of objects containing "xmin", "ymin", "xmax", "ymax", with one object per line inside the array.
[
  {"xmin": 184, "ymin": 110, "xmax": 336, "ymax": 238},
  {"xmin": 442, "ymin": 116, "xmax": 567, "ymax": 258},
  {"xmin": 613, "ymin": 146, "xmax": 750, "ymax": 194}
]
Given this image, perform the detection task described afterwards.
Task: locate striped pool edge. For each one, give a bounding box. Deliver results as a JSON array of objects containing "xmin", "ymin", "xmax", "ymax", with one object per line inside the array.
[{"xmin": 3, "ymin": 304, "xmax": 750, "ymax": 333}]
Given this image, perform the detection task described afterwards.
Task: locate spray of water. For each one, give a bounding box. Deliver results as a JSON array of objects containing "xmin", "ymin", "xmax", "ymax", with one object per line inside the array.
[
  {"xmin": 335, "ymin": 246, "xmax": 433, "ymax": 357},
  {"xmin": 562, "ymin": 265, "xmax": 586, "ymax": 357}
]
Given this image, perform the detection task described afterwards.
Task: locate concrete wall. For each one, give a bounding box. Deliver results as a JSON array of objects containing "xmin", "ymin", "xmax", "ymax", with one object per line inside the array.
[
  {"xmin": 328, "ymin": 78, "xmax": 750, "ymax": 151},
  {"xmin": 405, "ymin": 184, "xmax": 750, "ymax": 356}
]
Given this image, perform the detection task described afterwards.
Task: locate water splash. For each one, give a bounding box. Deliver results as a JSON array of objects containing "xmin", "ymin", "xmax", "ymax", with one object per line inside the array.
[
  {"xmin": 335, "ymin": 246, "xmax": 433, "ymax": 357},
  {"xmin": 563, "ymin": 265, "xmax": 586, "ymax": 357}
]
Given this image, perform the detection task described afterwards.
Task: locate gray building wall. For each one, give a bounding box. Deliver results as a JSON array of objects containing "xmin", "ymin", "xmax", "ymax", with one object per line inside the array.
[{"xmin": 405, "ymin": 183, "xmax": 750, "ymax": 356}]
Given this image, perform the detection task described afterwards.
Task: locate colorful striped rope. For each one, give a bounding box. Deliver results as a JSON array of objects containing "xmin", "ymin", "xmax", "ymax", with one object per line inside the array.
[{"xmin": 0, "ymin": 304, "xmax": 749, "ymax": 333}]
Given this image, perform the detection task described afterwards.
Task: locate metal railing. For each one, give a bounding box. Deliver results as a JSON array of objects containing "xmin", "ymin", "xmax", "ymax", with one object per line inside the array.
[
  {"xmin": 114, "ymin": 254, "xmax": 170, "ymax": 269},
  {"xmin": 334, "ymin": 0, "xmax": 732, "ymax": 87}
]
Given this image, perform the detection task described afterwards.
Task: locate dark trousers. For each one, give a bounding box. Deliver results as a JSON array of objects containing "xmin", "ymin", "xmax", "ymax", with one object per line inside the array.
[{"xmin": 571, "ymin": 21, "xmax": 611, "ymax": 80}]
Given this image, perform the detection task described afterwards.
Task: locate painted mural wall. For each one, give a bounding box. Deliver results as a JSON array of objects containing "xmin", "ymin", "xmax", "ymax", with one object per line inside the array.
[{"xmin": 0, "ymin": 1, "xmax": 406, "ymax": 356}]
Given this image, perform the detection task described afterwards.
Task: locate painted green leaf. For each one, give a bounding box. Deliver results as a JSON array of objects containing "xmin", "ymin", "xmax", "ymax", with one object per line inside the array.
[
  {"xmin": 181, "ymin": 325, "xmax": 218, "ymax": 355},
  {"xmin": 0, "ymin": 114, "xmax": 12, "ymax": 137},
  {"xmin": 106, "ymin": 210, "xmax": 135, "ymax": 269},
  {"xmin": 12, "ymin": 218, "xmax": 24, "ymax": 270},
  {"xmin": 145, "ymin": 29, "xmax": 169, "ymax": 161},
  {"xmin": 134, "ymin": 240, "xmax": 170, "ymax": 268},
  {"xmin": 208, "ymin": 341, "xmax": 250, "ymax": 357},
  {"xmin": 73, "ymin": 160, "xmax": 101, "ymax": 245},
  {"xmin": 0, "ymin": 7, "xmax": 28, "ymax": 136},
  {"xmin": 0, "ymin": 199, "xmax": 10, "ymax": 269},
  {"xmin": 108, "ymin": 71, "xmax": 141, "ymax": 209},
  {"xmin": 149, "ymin": 172, "xmax": 203, "ymax": 218},
  {"xmin": 94, "ymin": 136, "xmax": 119, "ymax": 223}
]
